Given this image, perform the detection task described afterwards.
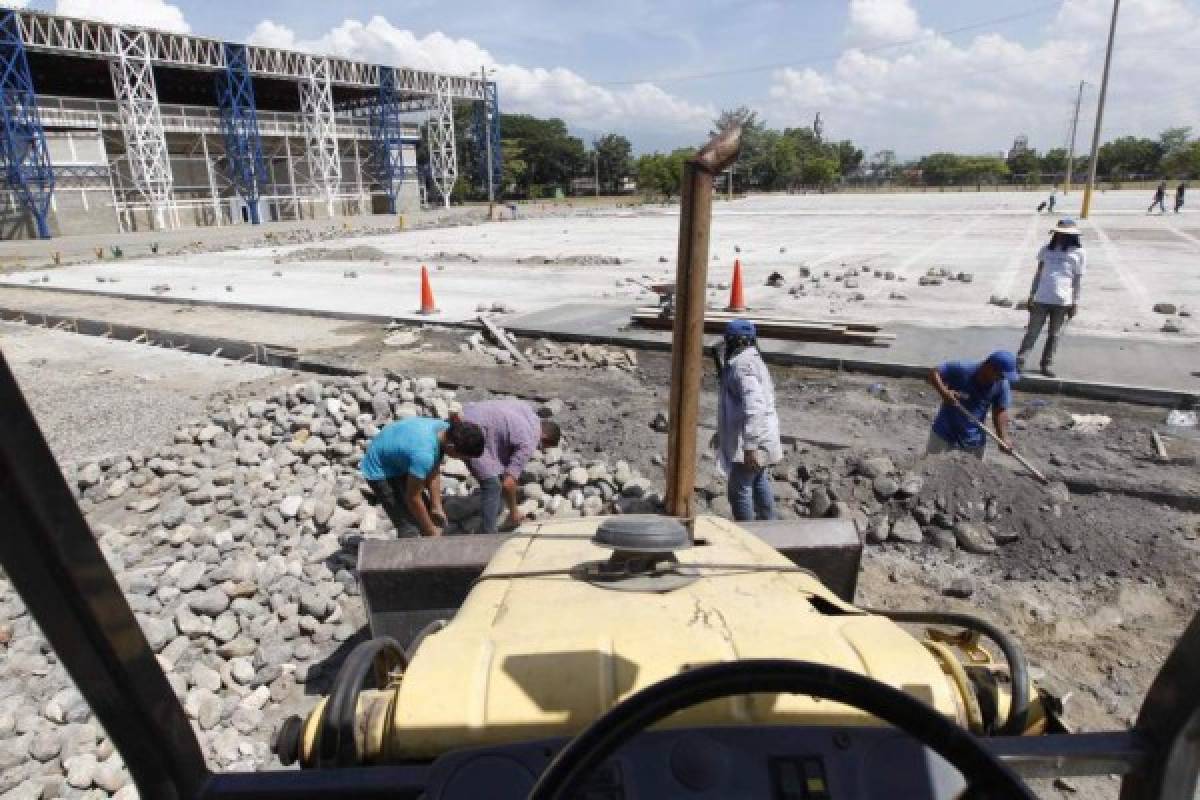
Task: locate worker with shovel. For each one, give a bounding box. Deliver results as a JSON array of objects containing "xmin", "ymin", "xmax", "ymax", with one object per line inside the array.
[{"xmin": 926, "ymin": 351, "xmax": 1018, "ymax": 460}]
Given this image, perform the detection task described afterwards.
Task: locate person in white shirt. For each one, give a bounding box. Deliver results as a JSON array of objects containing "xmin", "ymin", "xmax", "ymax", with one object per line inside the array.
[
  {"xmin": 715, "ymin": 319, "xmax": 784, "ymax": 521},
  {"xmin": 1017, "ymin": 218, "xmax": 1085, "ymax": 378}
]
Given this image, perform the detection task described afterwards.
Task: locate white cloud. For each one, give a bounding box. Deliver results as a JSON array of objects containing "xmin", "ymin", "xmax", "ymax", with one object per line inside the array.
[
  {"xmin": 55, "ymin": 0, "xmax": 190, "ymax": 33},
  {"xmin": 847, "ymin": 0, "xmax": 921, "ymax": 44},
  {"xmin": 767, "ymin": 0, "xmax": 1200, "ymax": 157},
  {"xmin": 247, "ymin": 15, "xmax": 714, "ymax": 137},
  {"xmin": 0, "ymin": 1, "xmax": 33, "ymax": 9}
]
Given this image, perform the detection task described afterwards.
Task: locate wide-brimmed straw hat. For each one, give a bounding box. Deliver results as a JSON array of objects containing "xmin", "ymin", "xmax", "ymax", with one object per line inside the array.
[{"xmin": 1050, "ymin": 218, "xmax": 1080, "ymax": 235}]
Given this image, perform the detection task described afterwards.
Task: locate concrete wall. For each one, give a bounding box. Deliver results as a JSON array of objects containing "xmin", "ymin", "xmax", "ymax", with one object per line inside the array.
[{"xmin": 1, "ymin": 188, "xmax": 119, "ymax": 240}]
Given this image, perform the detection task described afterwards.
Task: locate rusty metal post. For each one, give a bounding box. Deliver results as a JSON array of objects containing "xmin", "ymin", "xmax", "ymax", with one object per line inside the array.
[{"xmin": 665, "ymin": 127, "xmax": 741, "ymax": 520}]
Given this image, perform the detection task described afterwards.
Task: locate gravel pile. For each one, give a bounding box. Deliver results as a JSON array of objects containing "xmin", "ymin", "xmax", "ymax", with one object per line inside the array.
[
  {"xmin": 0, "ymin": 373, "xmax": 660, "ymax": 796},
  {"xmin": 279, "ymin": 245, "xmax": 389, "ymax": 263}
]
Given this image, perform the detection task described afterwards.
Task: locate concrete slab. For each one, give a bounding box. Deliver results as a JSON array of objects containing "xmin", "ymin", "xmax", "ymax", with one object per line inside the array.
[
  {"xmin": 506, "ymin": 302, "xmax": 1200, "ymax": 399},
  {"xmin": 2, "ymin": 191, "xmax": 1195, "ymax": 343}
]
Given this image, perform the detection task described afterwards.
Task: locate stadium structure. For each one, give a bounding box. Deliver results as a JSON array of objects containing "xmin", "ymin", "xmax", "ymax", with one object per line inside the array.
[{"xmin": 0, "ymin": 8, "xmax": 502, "ymax": 239}]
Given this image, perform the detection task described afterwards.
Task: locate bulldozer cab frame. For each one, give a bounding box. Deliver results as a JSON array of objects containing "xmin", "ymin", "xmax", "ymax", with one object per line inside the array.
[{"xmin": 1, "ymin": 353, "xmax": 1198, "ymax": 796}]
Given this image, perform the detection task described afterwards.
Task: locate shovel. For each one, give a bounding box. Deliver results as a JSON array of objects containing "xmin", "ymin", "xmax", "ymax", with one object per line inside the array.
[{"xmin": 953, "ymin": 403, "xmax": 1049, "ymax": 484}]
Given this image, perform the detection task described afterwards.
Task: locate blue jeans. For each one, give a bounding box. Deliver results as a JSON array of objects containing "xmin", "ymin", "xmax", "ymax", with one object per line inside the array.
[
  {"xmin": 727, "ymin": 462, "xmax": 776, "ymax": 522},
  {"xmin": 478, "ymin": 476, "xmax": 502, "ymax": 534}
]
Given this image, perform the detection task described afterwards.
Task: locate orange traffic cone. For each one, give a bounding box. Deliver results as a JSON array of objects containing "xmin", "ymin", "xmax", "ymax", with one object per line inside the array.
[
  {"xmin": 417, "ymin": 264, "xmax": 439, "ymax": 315},
  {"xmin": 725, "ymin": 258, "xmax": 746, "ymax": 312}
]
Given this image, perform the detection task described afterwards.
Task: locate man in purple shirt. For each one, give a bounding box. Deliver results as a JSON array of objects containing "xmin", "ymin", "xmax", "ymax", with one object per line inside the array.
[{"xmin": 460, "ymin": 399, "xmax": 562, "ymax": 533}]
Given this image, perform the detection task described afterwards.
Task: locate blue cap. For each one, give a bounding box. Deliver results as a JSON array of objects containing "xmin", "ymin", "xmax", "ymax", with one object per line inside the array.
[
  {"xmin": 986, "ymin": 350, "xmax": 1020, "ymax": 383},
  {"xmin": 725, "ymin": 319, "xmax": 756, "ymax": 337}
]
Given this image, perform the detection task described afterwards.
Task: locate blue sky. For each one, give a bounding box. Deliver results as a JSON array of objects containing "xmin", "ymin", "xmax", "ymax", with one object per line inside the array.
[{"xmin": 16, "ymin": 0, "xmax": 1200, "ymax": 158}]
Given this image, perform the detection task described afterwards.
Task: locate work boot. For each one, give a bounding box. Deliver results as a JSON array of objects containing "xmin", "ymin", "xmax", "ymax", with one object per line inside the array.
[{"xmin": 1041, "ymin": 364, "xmax": 1056, "ymax": 378}]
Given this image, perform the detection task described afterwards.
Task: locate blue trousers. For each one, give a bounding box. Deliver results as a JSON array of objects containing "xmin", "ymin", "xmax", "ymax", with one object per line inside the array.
[
  {"xmin": 478, "ymin": 476, "xmax": 502, "ymax": 534},
  {"xmin": 727, "ymin": 462, "xmax": 777, "ymax": 521}
]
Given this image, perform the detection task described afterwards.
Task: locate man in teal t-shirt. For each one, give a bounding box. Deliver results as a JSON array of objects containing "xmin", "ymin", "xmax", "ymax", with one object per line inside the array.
[{"xmin": 361, "ymin": 416, "xmax": 485, "ymax": 537}]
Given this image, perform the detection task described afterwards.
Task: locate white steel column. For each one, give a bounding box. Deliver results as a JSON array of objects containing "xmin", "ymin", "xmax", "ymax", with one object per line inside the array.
[
  {"xmin": 299, "ymin": 55, "xmax": 340, "ymax": 218},
  {"xmin": 199, "ymin": 134, "xmax": 221, "ymax": 226},
  {"xmin": 284, "ymin": 135, "xmax": 299, "ymax": 218},
  {"xmin": 427, "ymin": 78, "xmax": 457, "ymax": 208},
  {"xmin": 109, "ymin": 27, "xmax": 174, "ymax": 230}
]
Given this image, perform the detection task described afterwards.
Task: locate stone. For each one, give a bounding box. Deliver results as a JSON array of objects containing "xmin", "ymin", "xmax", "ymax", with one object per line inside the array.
[
  {"xmin": 943, "ymin": 579, "xmax": 976, "ymax": 599},
  {"xmin": 898, "ymin": 473, "xmax": 924, "ymax": 496},
  {"xmin": 1153, "ymin": 302, "xmax": 1177, "ymax": 314},
  {"xmin": 27, "ymin": 731, "xmax": 61, "ymax": 763},
  {"xmin": 889, "ymin": 515, "xmax": 923, "ymax": 543},
  {"xmin": 928, "ymin": 527, "xmax": 957, "ymax": 550},
  {"xmin": 279, "ymin": 496, "xmax": 303, "ymax": 518},
  {"xmin": 872, "ymin": 476, "xmax": 899, "ymax": 499},
  {"xmin": 1163, "ymin": 319, "xmax": 1183, "ymax": 333},
  {"xmin": 567, "ymin": 467, "xmax": 589, "ymax": 487},
  {"xmin": 190, "ymin": 663, "xmax": 222, "ymax": 692},
  {"xmin": 808, "ymin": 487, "xmax": 832, "ymax": 518},
  {"xmin": 211, "ymin": 613, "xmax": 240, "ymax": 643},
  {"xmin": 189, "ymin": 587, "xmax": 231, "ymax": 616},
  {"xmin": 952, "ymin": 521, "xmax": 998, "ymax": 555},
  {"xmin": 64, "ymin": 754, "xmax": 98, "ymax": 789},
  {"xmin": 93, "ymin": 760, "xmax": 127, "ymax": 793},
  {"xmin": 337, "ymin": 488, "xmax": 365, "ymax": 509},
  {"xmin": 857, "ymin": 457, "xmax": 894, "ymax": 480},
  {"xmin": 649, "ymin": 412, "xmax": 668, "ymax": 433},
  {"xmin": 866, "ymin": 516, "xmax": 890, "ymax": 544},
  {"xmin": 1, "ymin": 779, "xmax": 43, "ymax": 799}
]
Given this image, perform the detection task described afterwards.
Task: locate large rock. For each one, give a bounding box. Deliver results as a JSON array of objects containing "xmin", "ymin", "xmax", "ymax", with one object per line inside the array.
[
  {"xmin": 889, "ymin": 515, "xmax": 924, "ymax": 544},
  {"xmin": 857, "ymin": 457, "xmax": 895, "ymax": 480},
  {"xmin": 952, "ymin": 521, "xmax": 998, "ymax": 555},
  {"xmin": 189, "ymin": 588, "xmax": 231, "ymax": 617}
]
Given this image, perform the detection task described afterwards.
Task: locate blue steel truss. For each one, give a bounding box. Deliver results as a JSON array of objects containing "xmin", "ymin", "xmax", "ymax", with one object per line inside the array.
[
  {"xmin": 0, "ymin": 10, "xmax": 55, "ymax": 238},
  {"xmin": 370, "ymin": 67, "xmax": 409, "ymax": 214},
  {"xmin": 215, "ymin": 42, "xmax": 266, "ymax": 224},
  {"xmin": 472, "ymin": 79, "xmax": 501, "ymax": 195}
]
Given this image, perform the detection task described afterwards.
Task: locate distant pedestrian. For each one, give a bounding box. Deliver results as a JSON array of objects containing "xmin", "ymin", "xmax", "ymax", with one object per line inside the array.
[
  {"xmin": 926, "ymin": 352, "xmax": 1018, "ymax": 459},
  {"xmin": 461, "ymin": 399, "xmax": 562, "ymax": 533},
  {"xmin": 361, "ymin": 416, "xmax": 486, "ymax": 537},
  {"xmin": 1176, "ymin": 182, "xmax": 1187, "ymax": 213},
  {"xmin": 715, "ymin": 320, "xmax": 783, "ymax": 521},
  {"xmin": 1047, "ymin": 189, "xmax": 1057, "ymax": 213},
  {"xmin": 1148, "ymin": 181, "xmax": 1167, "ymax": 214},
  {"xmin": 1017, "ymin": 218, "xmax": 1085, "ymax": 378}
]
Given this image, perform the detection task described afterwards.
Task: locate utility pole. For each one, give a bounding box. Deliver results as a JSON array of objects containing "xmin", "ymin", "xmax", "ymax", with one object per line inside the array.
[
  {"xmin": 480, "ymin": 66, "xmax": 494, "ymax": 213},
  {"xmin": 1082, "ymin": 0, "xmax": 1119, "ymax": 219},
  {"xmin": 1064, "ymin": 80, "xmax": 1086, "ymax": 195},
  {"xmin": 593, "ymin": 142, "xmax": 600, "ymax": 199}
]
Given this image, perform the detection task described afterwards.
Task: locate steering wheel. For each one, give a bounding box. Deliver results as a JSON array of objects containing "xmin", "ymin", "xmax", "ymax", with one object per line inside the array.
[{"xmin": 528, "ymin": 659, "xmax": 1034, "ymax": 800}]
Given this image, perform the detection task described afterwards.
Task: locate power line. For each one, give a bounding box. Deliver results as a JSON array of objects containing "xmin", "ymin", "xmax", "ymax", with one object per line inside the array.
[{"xmin": 596, "ymin": 2, "xmax": 1064, "ymax": 86}]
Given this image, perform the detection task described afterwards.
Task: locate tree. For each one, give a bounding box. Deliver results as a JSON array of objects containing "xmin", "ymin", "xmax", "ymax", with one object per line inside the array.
[
  {"xmin": 1006, "ymin": 147, "xmax": 1041, "ymax": 183},
  {"xmin": 918, "ymin": 153, "xmax": 962, "ymax": 186},
  {"xmin": 957, "ymin": 156, "xmax": 1009, "ymax": 186},
  {"xmin": 833, "ymin": 140, "xmax": 864, "ymax": 176},
  {"xmin": 593, "ymin": 133, "xmax": 633, "ymax": 194},
  {"xmin": 713, "ymin": 106, "xmax": 766, "ymax": 192},
  {"xmin": 1162, "ymin": 141, "xmax": 1200, "ymax": 178},
  {"xmin": 801, "ymin": 157, "xmax": 838, "ymax": 188},
  {"xmin": 1040, "ymin": 148, "xmax": 1068, "ymax": 177},
  {"xmin": 1159, "ymin": 127, "xmax": 1193, "ymax": 157},
  {"xmin": 500, "ymin": 140, "xmax": 527, "ymax": 193},
  {"xmin": 1097, "ymin": 136, "xmax": 1163, "ymax": 179},
  {"xmin": 498, "ymin": 114, "xmax": 586, "ymax": 195}
]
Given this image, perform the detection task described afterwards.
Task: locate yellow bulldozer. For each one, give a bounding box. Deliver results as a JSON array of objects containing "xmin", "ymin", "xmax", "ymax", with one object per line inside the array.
[{"xmin": 0, "ymin": 130, "xmax": 1197, "ymax": 800}]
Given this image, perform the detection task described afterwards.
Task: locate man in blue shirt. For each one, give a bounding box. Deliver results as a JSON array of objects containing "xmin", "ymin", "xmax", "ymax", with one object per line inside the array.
[
  {"xmin": 926, "ymin": 351, "xmax": 1019, "ymax": 458},
  {"xmin": 361, "ymin": 416, "xmax": 485, "ymax": 537}
]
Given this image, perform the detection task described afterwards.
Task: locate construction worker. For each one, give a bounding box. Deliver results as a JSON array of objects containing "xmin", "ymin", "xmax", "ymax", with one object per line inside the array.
[
  {"xmin": 715, "ymin": 319, "xmax": 783, "ymax": 521},
  {"xmin": 1176, "ymin": 182, "xmax": 1187, "ymax": 214},
  {"xmin": 1017, "ymin": 218, "xmax": 1085, "ymax": 377},
  {"xmin": 926, "ymin": 351, "xmax": 1018, "ymax": 459},
  {"xmin": 361, "ymin": 416, "xmax": 485, "ymax": 537},
  {"xmin": 461, "ymin": 399, "xmax": 562, "ymax": 533}
]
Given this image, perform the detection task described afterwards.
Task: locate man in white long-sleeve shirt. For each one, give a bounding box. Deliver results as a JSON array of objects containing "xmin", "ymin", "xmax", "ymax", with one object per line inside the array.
[
  {"xmin": 716, "ymin": 319, "xmax": 784, "ymax": 521},
  {"xmin": 1017, "ymin": 218, "xmax": 1086, "ymax": 378}
]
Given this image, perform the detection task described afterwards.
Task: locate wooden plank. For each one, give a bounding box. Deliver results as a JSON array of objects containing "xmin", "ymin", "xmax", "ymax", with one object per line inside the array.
[
  {"xmin": 477, "ymin": 315, "xmax": 531, "ymax": 366},
  {"xmin": 631, "ymin": 313, "xmax": 895, "ymax": 344},
  {"xmin": 632, "ymin": 307, "xmax": 883, "ymax": 333}
]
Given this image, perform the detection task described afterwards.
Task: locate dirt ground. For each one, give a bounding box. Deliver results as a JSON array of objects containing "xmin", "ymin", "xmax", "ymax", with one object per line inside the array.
[{"xmin": 4, "ymin": 299, "xmax": 1199, "ymax": 798}]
